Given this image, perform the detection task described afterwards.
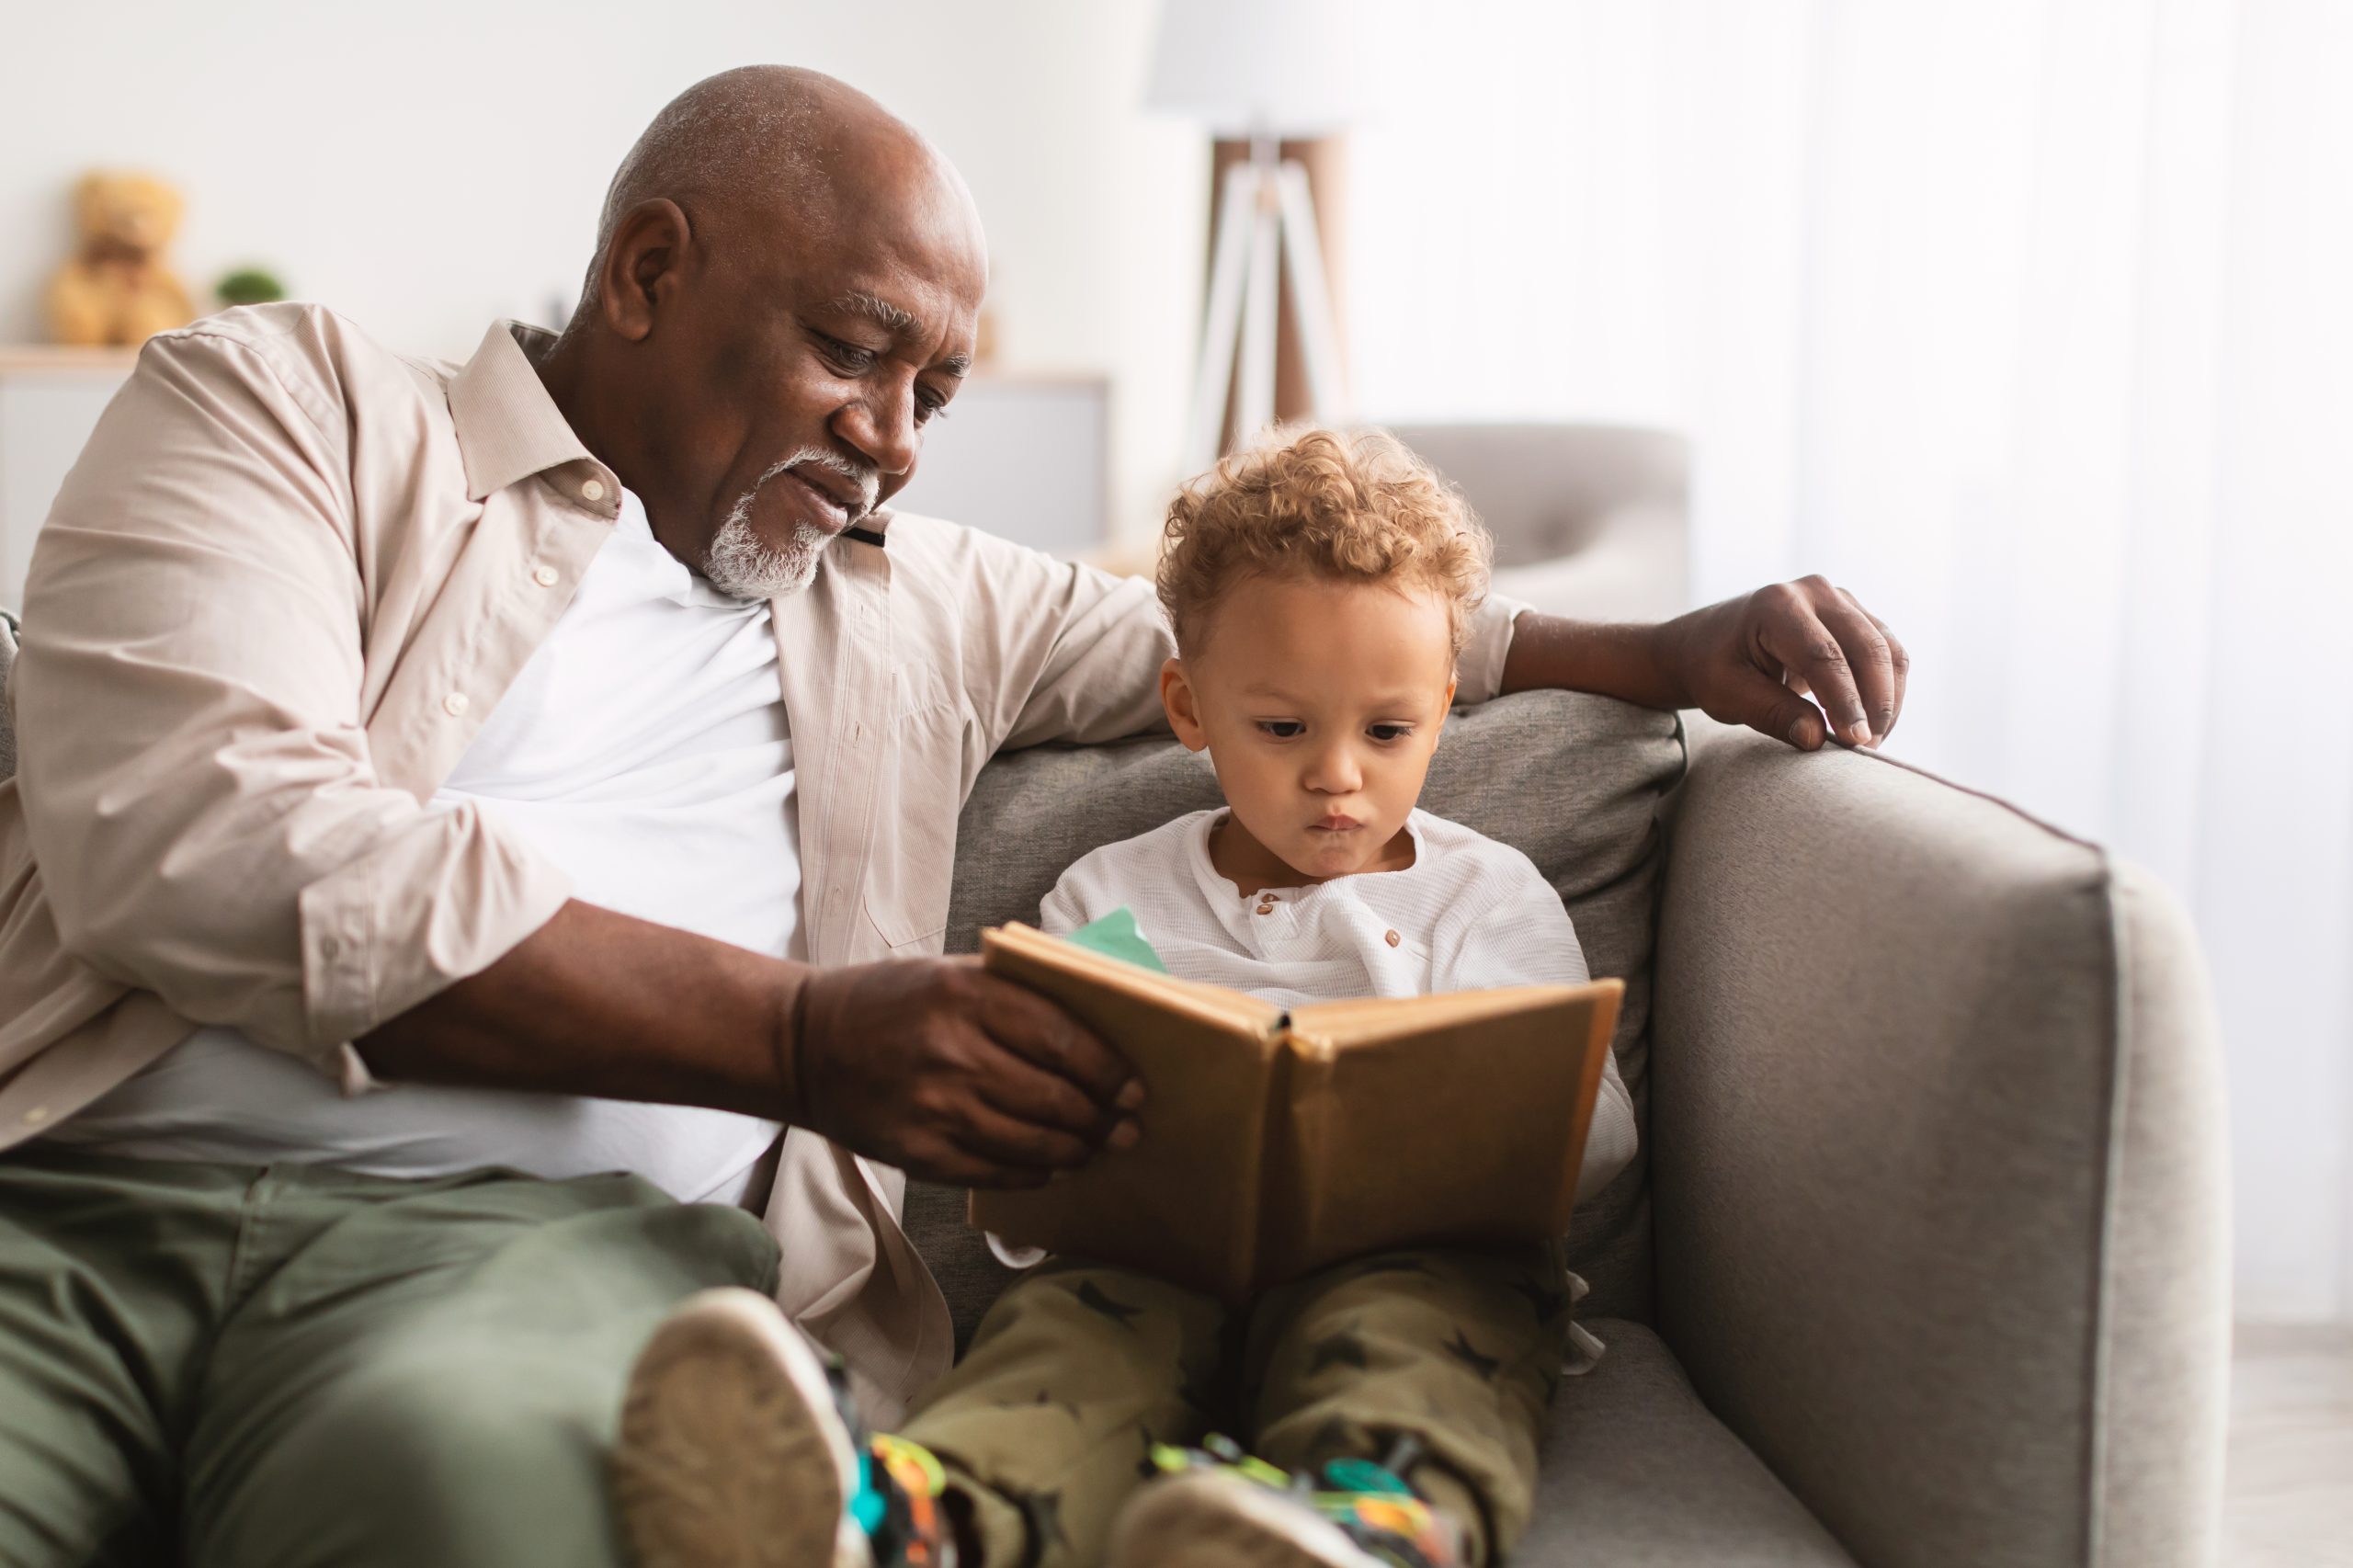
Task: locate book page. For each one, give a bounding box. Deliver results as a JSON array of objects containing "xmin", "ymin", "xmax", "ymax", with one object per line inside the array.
[{"xmin": 969, "ymin": 925, "xmax": 1286, "ymax": 1299}]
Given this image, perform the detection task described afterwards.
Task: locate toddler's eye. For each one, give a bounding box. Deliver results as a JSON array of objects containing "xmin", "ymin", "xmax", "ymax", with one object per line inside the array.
[
  {"xmin": 1256, "ymin": 721, "xmax": 1304, "ymax": 739},
  {"xmin": 1369, "ymin": 723, "xmax": 1414, "ymax": 743}
]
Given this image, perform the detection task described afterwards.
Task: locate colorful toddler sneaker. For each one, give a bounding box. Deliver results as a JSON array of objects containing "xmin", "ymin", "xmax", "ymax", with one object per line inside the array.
[
  {"xmin": 1106, "ymin": 1434, "xmax": 1469, "ymax": 1568},
  {"xmin": 613, "ymin": 1287, "xmax": 957, "ymax": 1568}
]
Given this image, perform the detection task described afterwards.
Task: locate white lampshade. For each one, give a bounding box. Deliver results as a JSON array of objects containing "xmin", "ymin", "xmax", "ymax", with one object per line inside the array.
[{"xmin": 1144, "ymin": 0, "xmax": 1372, "ymax": 137}]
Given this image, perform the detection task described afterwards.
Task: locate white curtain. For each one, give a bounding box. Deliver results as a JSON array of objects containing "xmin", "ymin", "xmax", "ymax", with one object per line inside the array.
[{"xmin": 1345, "ymin": 0, "xmax": 2353, "ymax": 1324}]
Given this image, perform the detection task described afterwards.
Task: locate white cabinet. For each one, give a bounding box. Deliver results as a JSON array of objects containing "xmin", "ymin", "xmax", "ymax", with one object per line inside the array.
[
  {"xmin": 0, "ymin": 348, "xmax": 135, "ymax": 612},
  {"xmin": 0, "ymin": 348, "xmax": 1109, "ymax": 613}
]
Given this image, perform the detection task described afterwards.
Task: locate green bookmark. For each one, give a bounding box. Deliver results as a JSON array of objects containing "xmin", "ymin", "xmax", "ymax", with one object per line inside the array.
[{"xmin": 1062, "ymin": 906, "xmax": 1169, "ymax": 975}]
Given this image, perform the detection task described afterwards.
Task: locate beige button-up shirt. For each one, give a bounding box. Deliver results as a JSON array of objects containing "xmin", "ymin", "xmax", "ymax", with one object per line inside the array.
[{"xmin": 0, "ymin": 304, "xmax": 1527, "ymax": 1410}]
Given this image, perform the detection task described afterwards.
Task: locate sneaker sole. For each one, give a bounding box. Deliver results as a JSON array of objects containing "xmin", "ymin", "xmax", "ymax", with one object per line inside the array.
[
  {"xmin": 612, "ymin": 1287, "xmax": 869, "ymax": 1568},
  {"xmin": 1108, "ymin": 1471, "xmax": 1381, "ymax": 1568}
]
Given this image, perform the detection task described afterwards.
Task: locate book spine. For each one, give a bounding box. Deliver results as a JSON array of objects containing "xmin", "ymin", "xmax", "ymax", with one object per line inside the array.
[{"xmin": 1252, "ymin": 1030, "xmax": 1337, "ymax": 1293}]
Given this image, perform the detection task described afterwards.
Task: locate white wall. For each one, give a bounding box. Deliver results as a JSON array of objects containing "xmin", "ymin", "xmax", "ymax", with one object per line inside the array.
[{"xmin": 0, "ymin": 0, "xmax": 1204, "ymax": 545}]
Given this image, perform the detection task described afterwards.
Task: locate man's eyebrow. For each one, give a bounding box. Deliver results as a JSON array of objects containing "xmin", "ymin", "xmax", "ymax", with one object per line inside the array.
[
  {"xmin": 827, "ymin": 290, "xmax": 920, "ymax": 334},
  {"xmin": 821, "ymin": 290, "xmax": 971, "ymax": 376}
]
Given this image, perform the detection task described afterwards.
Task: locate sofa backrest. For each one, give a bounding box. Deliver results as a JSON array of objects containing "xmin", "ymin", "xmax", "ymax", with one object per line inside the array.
[{"xmin": 905, "ymin": 689, "xmax": 1687, "ymax": 1346}]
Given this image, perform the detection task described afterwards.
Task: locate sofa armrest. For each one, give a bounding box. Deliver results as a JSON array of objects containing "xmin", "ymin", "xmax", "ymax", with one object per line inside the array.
[{"xmin": 1650, "ymin": 731, "xmax": 2228, "ymax": 1568}]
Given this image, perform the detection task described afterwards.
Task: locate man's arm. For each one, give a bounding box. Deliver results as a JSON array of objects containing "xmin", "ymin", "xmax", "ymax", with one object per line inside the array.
[
  {"xmin": 1498, "ymin": 575, "xmax": 1910, "ymax": 750},
  {"xmin": 357, "ymin": 900, "xmax": 1140, "ymax": 1189},
  {"xmin": 938, "ymin": 517, "xmax": 1906, "ymax": 755}
]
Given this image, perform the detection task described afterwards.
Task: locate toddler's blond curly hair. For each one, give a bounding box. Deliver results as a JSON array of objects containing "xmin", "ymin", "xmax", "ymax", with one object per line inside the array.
[{"xmin": 1157, "ymin": 426, "xmax": 1492, "ymax": 658}]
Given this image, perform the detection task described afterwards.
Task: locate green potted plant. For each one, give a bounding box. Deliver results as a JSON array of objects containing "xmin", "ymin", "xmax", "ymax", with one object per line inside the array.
[{"xmin": 214, "ymin": 267, "xmax": 287, "ymax": 309}]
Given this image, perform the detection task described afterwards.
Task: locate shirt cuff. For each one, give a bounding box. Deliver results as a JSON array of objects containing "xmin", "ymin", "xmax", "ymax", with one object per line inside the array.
[{"xmin": 1457, "ymin": 588, "xmax": 1533, "ymax": 703}]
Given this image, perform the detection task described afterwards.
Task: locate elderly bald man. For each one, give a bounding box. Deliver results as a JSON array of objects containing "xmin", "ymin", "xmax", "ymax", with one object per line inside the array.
[{"xmin": 0, "ymin": 66, "xmax": 1904, "ymax": 1568}]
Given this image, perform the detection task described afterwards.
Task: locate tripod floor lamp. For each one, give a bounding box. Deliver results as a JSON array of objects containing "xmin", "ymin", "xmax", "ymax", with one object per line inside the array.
[{"xmin": 1147, "ymin": 0, "xmax": 1368, "ymax": 475}]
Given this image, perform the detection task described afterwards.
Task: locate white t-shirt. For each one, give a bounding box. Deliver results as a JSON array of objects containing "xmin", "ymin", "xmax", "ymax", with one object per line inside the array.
[
  {"xmin": 52, "ymin": 490, "xmax": 792, "ymax": 1203},
  {"xmin": 1040, "ymin": 806, "xmax": 1638, "ymax": 1202}
]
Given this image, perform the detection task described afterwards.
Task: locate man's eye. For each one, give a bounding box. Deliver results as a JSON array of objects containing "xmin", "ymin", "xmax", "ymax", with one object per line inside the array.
[
  {"xmin": 915, "ymin": 392, "xmax": 951, "ymax": 425},
  {"xmin": 1256, "ymin": 721, "xmax": 1304, "ymax": 739},
  {"xmin": 815, "ymin": 333, "xmax": 878, "ymax": 373},
  {"xmin": 1369, "ymin": 723, "xmax": 1414, "ymax": 743}
]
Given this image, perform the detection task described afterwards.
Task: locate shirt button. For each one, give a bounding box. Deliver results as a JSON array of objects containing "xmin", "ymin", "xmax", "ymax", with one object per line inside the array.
[
  {"xmin": 442, "ymin": 691, "xmax": 471, "ymax": 717},
  {"xmin": 531, "ymin": 563, "xmax": 560, "ymax": 587},
  {"xmin": 1385, "ymin": 929, "xmax": 1402, "ymax": 948},
  {"xmin": 321, "ymin": 937, "xmax": 341, "ymax": 959},
  {"xmin": 579, "ymin": 479, "xmax": 608, "ymax": 504}
]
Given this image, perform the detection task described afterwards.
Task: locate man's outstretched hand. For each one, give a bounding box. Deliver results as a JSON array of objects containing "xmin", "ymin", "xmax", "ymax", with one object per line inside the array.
[
  {"xmin": 791, "ymin": 956, "xmax": 1143, "ymax": 1189},
  {"xmin": 1501, "ymin": 574, "xmax": 1909, "ymax": 751},
  {"xmin": 1660, "ymin": 575, "xmax": 1908, "ymax": 749}
]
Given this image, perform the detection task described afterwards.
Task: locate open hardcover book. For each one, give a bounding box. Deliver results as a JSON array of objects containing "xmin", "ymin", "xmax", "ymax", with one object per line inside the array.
[{"xmin": 970, "ymin": 921, "xmax": 1623, "ymax": 1301}]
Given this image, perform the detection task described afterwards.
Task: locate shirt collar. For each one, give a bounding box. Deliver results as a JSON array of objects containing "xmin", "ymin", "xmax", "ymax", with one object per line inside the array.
[{"xmin": 446, "ymin": 321, "xmax": 616, "ymax": 509}]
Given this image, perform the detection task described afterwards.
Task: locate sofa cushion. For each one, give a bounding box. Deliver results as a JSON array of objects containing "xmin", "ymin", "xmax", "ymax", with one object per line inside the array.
[
  {"xmin": 1517, "ymin": 1318, "xmax": 1859, "ymax": 1567},
  {"xmin": 908, "ymin": 689, "xmax": 1685, "ymax": 1346}
]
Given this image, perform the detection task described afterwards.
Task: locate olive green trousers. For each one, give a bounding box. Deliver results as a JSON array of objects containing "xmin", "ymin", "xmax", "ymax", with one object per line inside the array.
[
  {"xmin": 0, "ymin": 1147, "xmax": 779, "ymax": 1568},
  {"xmin": 901, "ymin": 1244, "xmax": 1572, "ymax": 1568}
]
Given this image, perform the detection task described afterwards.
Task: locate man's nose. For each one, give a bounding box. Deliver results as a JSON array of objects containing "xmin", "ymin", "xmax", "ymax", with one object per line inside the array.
[{"xmin": 833, "ymin": 382, "xmax": 920, "ymax": 480}]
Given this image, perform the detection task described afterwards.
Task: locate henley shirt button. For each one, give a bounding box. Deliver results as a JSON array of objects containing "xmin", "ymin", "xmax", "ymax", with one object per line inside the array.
[
  {"xmin": 442, "ymin": 691, "xmax": 471, "ymax": 717},
  {"xmin": 531, "ymin": 563, "xmax": 560, "ymax": 587},
  {"xmin": 1385, "ymin": 929, "xmax": 1402, "ymax": 947},
  {"xmin": 579, "ymin": 478, "xmax": 608, "ymax": 504},
  {"xmin": 321, "ymin": 937, "xmax": 341, "ymax": 959}
]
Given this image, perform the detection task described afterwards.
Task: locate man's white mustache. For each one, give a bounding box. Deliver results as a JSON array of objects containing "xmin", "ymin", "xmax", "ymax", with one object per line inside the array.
[{"xmin": 753, "ymin": 449, "xmax": 880, "ymax": 523}]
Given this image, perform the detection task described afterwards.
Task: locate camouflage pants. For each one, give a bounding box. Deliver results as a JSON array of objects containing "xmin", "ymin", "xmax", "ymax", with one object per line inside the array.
[{"xmin": 899, "ymin": 1244, "xmax": 1571, "ymax": 1568}]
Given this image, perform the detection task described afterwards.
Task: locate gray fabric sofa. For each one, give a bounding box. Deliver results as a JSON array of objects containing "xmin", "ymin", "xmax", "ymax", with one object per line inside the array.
[
  {"xmin": 910, "ymin": 688, "xmax": 2231, "ymax": 1568},
  {"xmin": 0, "ymin": 615, "xmax": 2229, "ymax": 1565}
]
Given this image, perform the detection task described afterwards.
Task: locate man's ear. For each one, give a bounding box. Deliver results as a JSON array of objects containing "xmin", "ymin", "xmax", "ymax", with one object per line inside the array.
[
  {"xmin": 595, "ymin": 199, "xmax": 692, "ymax": 344},
  {"xmin": 1161, "ymin": 657, "xmax": 1211, "ymax": 753}
]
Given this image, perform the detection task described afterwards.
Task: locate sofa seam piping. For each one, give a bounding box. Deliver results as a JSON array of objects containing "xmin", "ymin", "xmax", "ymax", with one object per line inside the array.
[
  {"xmin": 1819, "ymin": 737, "xmax": 2105, "ymax": 852},
  {"xmin": 2083, "ymin": 847, "xmax": 2131, "ymax": 1568}
]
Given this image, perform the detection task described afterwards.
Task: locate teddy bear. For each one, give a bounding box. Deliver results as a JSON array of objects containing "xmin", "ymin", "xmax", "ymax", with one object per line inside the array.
[{"xmin": 46, "ymin": 172, "xmax": 198, "ymax": 347}]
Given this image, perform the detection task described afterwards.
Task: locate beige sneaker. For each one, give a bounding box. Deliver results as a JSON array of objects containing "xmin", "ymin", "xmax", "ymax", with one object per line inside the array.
[{"xmin": 610, "ymin": 1288, "xmax": 873, "ymax": 1568}]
